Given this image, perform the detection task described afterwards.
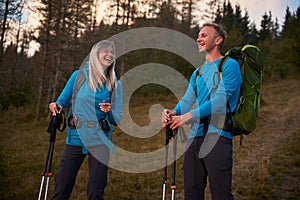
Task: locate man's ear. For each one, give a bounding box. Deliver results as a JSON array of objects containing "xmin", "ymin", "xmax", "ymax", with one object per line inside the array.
[{"xmin": 215, "ymin": 36, "xmax": 223, "ymax": 46}]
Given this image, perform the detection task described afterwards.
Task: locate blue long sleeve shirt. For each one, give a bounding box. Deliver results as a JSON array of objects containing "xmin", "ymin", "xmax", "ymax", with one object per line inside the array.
[
  {"xmin": 56, "ymin": 69, "xmax": 122, "ymax": 153},
  {"xmin": 174, "ymin": 58, "xmax": 242, "ymax": 139}
]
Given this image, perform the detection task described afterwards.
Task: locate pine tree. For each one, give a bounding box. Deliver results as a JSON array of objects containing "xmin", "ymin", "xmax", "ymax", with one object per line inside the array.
[
  {"xmin": 34, "ymin": 0, "xmax": 94, "ymax": 119},
  {"xmin": 259, "ymin": 11, "xmax": 273, "ymax": 41},
  {"xmin": 0, "ymin": 0, "xmax": 22, "ymax": 62},
  {"xmin": 280, "ymin": 6, "xmax": 300, "ymax": 73}
]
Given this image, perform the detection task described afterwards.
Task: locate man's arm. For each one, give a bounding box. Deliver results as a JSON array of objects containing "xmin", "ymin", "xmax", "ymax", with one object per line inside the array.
[
  {"xmin": 163, "ymin": 70, "xmax": 198, "ymax": 129},
  {"xmin": 173, "ymin": 70, "xmax": 198, "ymax": 115},
  {"xmin": 182, "ymin": 58, "xmax": 241, "ymax": 122}
]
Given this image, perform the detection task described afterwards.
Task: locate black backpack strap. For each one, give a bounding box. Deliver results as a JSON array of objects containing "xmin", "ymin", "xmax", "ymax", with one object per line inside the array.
[
  {"xmin": 216, "ymin": 56, "xmax": 235, "ymax": 133},
  {"xmin": 68, "ymin": 69, "xmax": 87, "ymax": 129},
  {"xmin": 218, "ymin": 55, "xmax": 230, "ymax": 73},
  {"xmin": 194, "ymin": 66, "xmax": 210, "ymax": 135},
  {"xmin": 216, "ymin": 56, "xmax": 244, "ymax": 144},
  {"xmin": 194, "ymin": 66, "xmax": 201, "ymax": 93},
  {"xmin": 222, "ymin": 102, "xmax": 233, "ymax": 132}
]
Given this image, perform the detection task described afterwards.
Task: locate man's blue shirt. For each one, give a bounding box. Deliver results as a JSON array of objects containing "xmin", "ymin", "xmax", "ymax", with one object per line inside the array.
[{"xmin": 174, "ymin": 58, "xmax": 242, "ymax": 139}]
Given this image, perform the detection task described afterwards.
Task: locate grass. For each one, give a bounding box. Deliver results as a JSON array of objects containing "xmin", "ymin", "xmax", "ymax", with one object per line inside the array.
[
  {"xmin": 0, "ymin": 78, "xmax": 300, "ymax": 199},
  {"xmin": 258, "ymin": 130, "xmax": 300, "ymax": 200}
]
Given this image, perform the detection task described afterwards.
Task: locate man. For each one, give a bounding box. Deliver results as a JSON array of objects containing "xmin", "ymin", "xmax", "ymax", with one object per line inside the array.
[{"xmin": 162, "ymin": 22, "xmax": 242, "ymax": 199}]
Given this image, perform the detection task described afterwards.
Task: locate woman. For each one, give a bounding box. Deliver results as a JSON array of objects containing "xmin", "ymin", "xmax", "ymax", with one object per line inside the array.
[{"xmin": 49, "ymin": 40, "xmax": 122, "ymax": 200}]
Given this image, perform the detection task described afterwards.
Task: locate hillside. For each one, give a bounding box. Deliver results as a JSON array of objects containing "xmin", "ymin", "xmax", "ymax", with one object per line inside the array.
[{"xmin": 0, "ymin": 78, "xmax": 299, "ymax": 199}]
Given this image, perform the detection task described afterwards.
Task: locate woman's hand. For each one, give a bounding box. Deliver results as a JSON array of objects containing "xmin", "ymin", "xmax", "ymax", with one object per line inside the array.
[
  {"xmin": 99, "ymin": 100, "xmax": 111, "ymax": 113},
  {"xmin": 49, "ymin": 102, "xmax": 62, "ymax": 115}
]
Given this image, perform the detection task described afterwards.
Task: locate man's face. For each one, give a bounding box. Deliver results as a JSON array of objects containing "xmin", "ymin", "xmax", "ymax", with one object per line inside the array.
[{"xmin": 197, "ymin": 26, "xmax": 219, "ymax": 53}]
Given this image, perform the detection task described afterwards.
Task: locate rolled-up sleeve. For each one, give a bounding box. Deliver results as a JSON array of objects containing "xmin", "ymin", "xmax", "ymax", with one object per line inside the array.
[{"xmin": 107, "ymin": 80, "xmax": 122, "ymax": 125}]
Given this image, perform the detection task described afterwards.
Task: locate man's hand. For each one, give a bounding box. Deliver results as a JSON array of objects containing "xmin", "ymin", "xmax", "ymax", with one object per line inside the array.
[
  {"xmin": 169, "ymin": 112, "xmax": 193, "ymax": 130},
  {"xmin": 161, "ymin": 109, "xmax": 177, "ymax": 129}
]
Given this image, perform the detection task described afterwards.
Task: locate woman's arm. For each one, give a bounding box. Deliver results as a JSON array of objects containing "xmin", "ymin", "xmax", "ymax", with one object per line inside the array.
[{"xmin": 107, "ymin": 80, "xmax": 122, "ymax": 126}]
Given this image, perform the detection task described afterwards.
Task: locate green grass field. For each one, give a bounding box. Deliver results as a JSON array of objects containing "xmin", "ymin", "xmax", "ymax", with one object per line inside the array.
[{"xmin": 1, "ymin": 79, "xmax": 300, "ymax": 200}]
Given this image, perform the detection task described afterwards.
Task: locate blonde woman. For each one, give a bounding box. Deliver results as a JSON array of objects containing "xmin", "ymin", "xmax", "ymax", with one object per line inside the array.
[{"xmin": 49, "ymin": 40, "xmax": 122, "ymax": 200}]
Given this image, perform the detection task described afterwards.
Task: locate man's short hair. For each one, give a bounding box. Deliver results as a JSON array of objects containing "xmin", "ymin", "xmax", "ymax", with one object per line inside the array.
[{"xmin": 200, "ymin": 22, "xmax": 227, "ymax": 47}]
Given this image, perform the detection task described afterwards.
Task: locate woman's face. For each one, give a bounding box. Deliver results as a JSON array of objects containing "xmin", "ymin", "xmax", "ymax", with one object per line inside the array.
[{"xmin": 98, "ymin": 47, "xmax": 115, "ymax": 70}]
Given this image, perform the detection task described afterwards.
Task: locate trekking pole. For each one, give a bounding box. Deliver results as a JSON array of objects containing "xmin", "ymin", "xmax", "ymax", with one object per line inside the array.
[
  {"xmin": 38, "ymin": 109, "xmax": 65, "ymax": 200},
  {"xmin": 38, "ymin": 132, "xmax": 55, "ymax": 200},
  {"xmin": 162, "ymin": 125, "xmax": 171, "ymax": 200},
  {"xmin": 162, "ymin": 125, "xmax": 178, "ymax": 200},
  {"xmin": 171, "ymin": 128, "xmax": 178, "ymax": 200}
]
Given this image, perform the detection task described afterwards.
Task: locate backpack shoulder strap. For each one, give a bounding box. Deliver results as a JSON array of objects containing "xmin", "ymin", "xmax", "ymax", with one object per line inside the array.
[
  {"xmin": 217, "ymin": 55, "xmax": 231, "ymax": 79},
  {"xmin": 194, "ymin": 65, "xmax": 203, "ymax": 93},
  {"xmin": 72, "ymin": 69, "xmax": 87, "ymax": 103}
]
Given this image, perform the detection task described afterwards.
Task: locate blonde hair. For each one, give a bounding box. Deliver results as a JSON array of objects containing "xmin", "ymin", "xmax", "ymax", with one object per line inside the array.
[{"xmin": 88, "ymin": 40, "xmax": 117, "ymax": 92}]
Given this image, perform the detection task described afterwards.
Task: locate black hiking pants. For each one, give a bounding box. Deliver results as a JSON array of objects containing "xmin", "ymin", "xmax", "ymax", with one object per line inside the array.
[
  {"xmin": 184, "ymin": 133, "xmax": 234, "ymax": 200},
  {"xmin": 52, "ymin": 144, "xmax": 109, "ymax": 200}
]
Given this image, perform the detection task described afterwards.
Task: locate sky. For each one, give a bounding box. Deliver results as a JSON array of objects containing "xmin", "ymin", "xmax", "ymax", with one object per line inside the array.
[
  {"xmin": 14, "ymin": 0, "xmax": 300, "ymax": 56},
  {"xmin": 24, "ymin": 0, "xmax": 300, "ymax": 27},
  {"xmin": 229, "ymin": 0, "xmax": 299, "ymax": 26},
  {"xmin": 23, "ymin": 0, "xmax": 300, "ymax": 29}
]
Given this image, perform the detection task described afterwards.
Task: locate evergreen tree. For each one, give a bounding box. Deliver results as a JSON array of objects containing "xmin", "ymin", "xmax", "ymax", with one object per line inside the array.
[
  {"xmin": 259, "ymin": 11, "xmax": 273, "ymax": 41},
  {"xmin": 214, "ymin": 1, "xmax": 246, "ymax": 50},
  {"xmin": 258, "ymin": 10, "xmax": 286, "ymax": 79},
  {"xmin": 280, "ymin": 6, "xmax": 300, "ymax": 73},
  {"xmin": 156, "ymin": 1, "xmax": 176, "ymax": 28},
  {"xmin": 203, "ymin": 0, "xmax": 222, "ymax": 22},
  {"xmin": 281, "ymin": 6, "xmax": 293, "ymax": 37},
  {"xmin": 248, "ymin": 22, "xmax": 259, "ymax": 45},
  {"xmin": 34, "ymin": 0, "xmax": 94, "ymax": 119},
  {"xmin": 0, "ymin": 0, "xmax": 22, "ymax": 61},
  {"xmin": 2, "ymin": 0, "xmax": 299, "ymax": 113},
  {"xmin": 221, "ymin": 1, "xmax": 235, "ymax": 31}
]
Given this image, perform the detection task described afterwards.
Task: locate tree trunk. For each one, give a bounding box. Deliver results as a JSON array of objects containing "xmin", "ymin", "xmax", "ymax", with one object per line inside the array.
[
  {"xmin": 116, "ymin": 0, "xmax": 120, "ymax": 24},
  {"xmin": 35, "ymin": 0, "xmax": 52, "ymax": 121},
  {"xmin": 0, "ymin": 0, "xmax": 9, "ymax": 58}
]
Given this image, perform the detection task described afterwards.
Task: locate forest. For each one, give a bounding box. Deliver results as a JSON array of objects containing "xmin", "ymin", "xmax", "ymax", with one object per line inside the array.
[
  {"xmin": 0, "ymin": 0, "xmax": 299, "ymax": 119},
  {"xmin": 1, "ymin": 1, "xmax": 300, "ymax": 199}
]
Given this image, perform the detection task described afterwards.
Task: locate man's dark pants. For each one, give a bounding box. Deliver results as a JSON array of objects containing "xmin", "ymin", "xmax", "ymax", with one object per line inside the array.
[{"xmin": 184, "ymin": 133, "xmax": 234, "ymax": 200}]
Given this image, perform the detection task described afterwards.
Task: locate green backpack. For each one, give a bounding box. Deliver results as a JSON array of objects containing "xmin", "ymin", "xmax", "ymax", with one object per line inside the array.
[{"xmin": 217, "ymin": 44, "xmax": 264, "ymax": 137}]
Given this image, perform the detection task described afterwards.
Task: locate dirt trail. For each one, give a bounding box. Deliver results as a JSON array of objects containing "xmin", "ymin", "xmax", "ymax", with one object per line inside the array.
[{"xmin": 232, "ymin": 79, "xmax": 300, "ymax": 199}]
